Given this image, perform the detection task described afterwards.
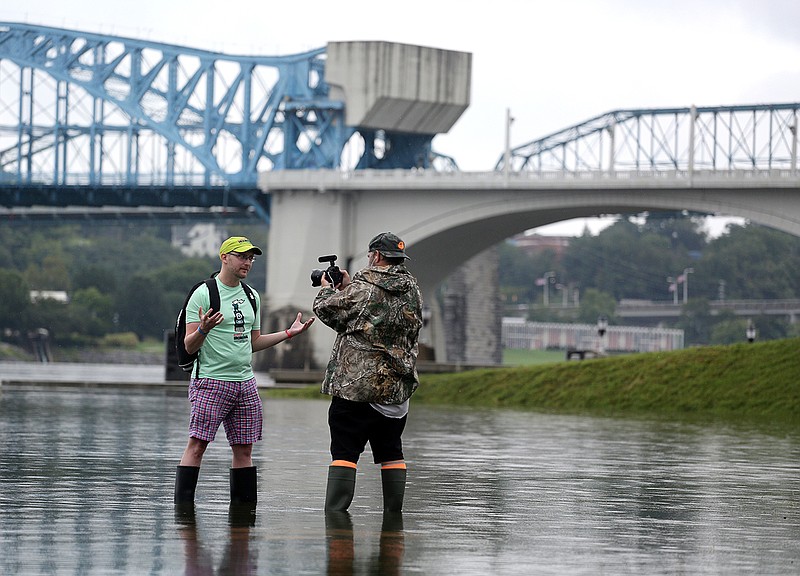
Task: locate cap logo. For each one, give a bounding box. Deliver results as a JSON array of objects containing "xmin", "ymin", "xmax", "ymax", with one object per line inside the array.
[{"xmin": 397, "ymin": 241, "xmax": 405, "ymax": 250}]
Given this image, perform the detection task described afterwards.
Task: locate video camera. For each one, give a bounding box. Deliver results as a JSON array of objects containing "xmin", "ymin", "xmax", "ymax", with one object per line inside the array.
[{"xmin": 311, "ymin": 255, "xmax": 344, "ymax": 287}]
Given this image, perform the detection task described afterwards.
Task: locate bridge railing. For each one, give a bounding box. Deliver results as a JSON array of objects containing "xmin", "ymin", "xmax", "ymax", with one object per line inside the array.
[
  {"xmin": 10, "ymin": 166, "xmax": 796, "ymax": 190},
  {"xmin": 259, "ymin": 167, "xmax": 800, "ymax": 191}
]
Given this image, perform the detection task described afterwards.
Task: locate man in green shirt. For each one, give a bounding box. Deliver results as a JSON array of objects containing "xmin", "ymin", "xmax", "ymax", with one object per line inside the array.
[{"xmin": 174, "ymin": 236, "xmax": 314, "ymax": 507}]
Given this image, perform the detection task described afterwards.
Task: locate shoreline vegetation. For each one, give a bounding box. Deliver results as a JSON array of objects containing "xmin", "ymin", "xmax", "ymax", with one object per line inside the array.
[{"xmin": 264, "ymin": 338, "xmax": 799, "ymax": 427}]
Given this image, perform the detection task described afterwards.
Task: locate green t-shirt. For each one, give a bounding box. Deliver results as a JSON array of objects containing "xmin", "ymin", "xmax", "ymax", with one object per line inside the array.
[{"xmin": 186, "ymin": 278, "xmax": 261, "ymax": 381}]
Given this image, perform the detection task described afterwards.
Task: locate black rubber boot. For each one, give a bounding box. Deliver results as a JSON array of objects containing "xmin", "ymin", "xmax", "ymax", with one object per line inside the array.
[
  {"xmin": 230, "ymin": 466, "xmax": 258, "ymax": 504},
  {"xmin": 174, "ymin": 465, "xmax": 200, "ymax": 504},
  {"xmin": 381, "ymin": 509, "xmax": 404, "ymax": 532},
  {"xmin": 381, "ymin": 468, "xmax": 407, "ymax": 512},
  {"xmin": 174, "ymin": 503, "xmax": 197, "ymax": 527},
  {"xmin": 324, "ymin": 465, "xmax": 356, "ymax": 511},
  {"xmin": 228, "ymin": 501, "xmax": 257, "ymax": 528},
  {"xmin": 325, "ymin": 510, "xmax": 354, "ymax": 532}
]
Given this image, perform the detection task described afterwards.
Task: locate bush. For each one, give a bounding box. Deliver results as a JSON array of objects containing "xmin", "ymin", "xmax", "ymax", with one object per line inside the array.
[{"xmin": 99, "ymin": 332, "xmax": 140, "ymax": 348}]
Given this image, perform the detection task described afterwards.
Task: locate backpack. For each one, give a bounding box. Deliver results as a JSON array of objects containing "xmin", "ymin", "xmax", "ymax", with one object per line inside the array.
[{"xmin": 175, "ymin": 274, "xmax": 258, "ymax": 376}]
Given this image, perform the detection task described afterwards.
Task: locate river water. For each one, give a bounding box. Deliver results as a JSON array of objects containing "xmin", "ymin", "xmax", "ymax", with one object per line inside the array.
[{"xmin": 0, "ymin": 383, "xmax": 797, "ymax": 575}]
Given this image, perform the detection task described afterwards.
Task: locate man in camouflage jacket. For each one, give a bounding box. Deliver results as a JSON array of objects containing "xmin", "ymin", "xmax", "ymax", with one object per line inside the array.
[{"xmin": 313, "ymin": 232, "xmax": 423, "ymax": 513}]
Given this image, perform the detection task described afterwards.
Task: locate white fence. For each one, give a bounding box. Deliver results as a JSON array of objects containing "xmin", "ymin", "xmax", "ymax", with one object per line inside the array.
[{"xmin": 502, "ymin": 319, "xmax": 684, "ymax": 353}]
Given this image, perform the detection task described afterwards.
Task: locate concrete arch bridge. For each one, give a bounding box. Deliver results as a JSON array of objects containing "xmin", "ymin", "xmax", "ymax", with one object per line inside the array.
[{"xmin": 262, "ymin": 168, "xmax": 800, "ymax": 367}]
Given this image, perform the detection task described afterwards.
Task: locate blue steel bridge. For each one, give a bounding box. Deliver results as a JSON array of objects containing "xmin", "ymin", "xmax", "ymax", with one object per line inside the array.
[{"xmin": 1, "ymin": 21, "xmax": 799, "ymax": 224}]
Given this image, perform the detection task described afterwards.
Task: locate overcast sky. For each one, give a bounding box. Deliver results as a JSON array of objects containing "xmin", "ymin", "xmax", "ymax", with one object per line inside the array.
[{"xmin": 3, "ymin": 0, "xmax": 798, "ymax": 235}]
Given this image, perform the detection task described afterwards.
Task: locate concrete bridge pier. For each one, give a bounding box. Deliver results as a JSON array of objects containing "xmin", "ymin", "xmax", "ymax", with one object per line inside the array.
[
  {"xmin": 263, "ymin": 189, "xmax": 352, "ymax": 370},
  {"xmin": 263, "ymin": 187, "xmax": 502, "ymax": 370}
]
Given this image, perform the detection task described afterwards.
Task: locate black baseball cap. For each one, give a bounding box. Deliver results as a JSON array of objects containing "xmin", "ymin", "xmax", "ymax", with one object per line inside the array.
[{"xmin": 368, "ymin": 232, "xmax": 409, "ymax": 259}]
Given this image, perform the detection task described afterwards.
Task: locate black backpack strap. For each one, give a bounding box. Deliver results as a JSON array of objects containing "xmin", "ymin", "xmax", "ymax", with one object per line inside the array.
[
  {"xmin": 240, "ymin": 281, "xmax": 258, "ymax": 317},
  {"xmin": 194, "ymin": 278, "xmax": 221, "ymax": 379},
  {"xmin": 204, "ymin": 277, "xmax": 221, "ymax": 315}
]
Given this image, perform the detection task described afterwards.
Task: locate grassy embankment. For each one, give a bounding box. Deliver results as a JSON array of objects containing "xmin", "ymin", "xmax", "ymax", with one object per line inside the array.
[{"xmin": 265, "ymin": 338, "xmax": 799, "ymax": 425}]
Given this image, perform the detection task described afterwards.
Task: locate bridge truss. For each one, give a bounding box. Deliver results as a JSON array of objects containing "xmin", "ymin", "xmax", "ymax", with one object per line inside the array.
[
  {"xmin": 499, "ymin": 104, "xmax": 800, "ymax": 173},
  {"xmin": 0, "ymin": 22, "xmax": 451, "ymax": 220}
]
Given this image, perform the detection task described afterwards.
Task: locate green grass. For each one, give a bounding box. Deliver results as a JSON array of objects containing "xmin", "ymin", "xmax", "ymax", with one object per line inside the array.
[
  {"xmin": 503, "ymin": 348, "xmax": 567, "ymax": 365},
  {"xmin": 416, "ymin": 338, "xmax": 800, "ymax": 425},
  {"xmin": 265, "ymin": 338, "xmax": 799, "ymax": 426},
  {"xmin": 136, "ymin": 338, "xmax": 164, "ymax": 354}
]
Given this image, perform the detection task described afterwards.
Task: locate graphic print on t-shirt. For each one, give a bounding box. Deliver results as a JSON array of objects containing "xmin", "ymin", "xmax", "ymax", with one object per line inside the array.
[{"xmin": 232, "ymin": 298, "xmax": 248, "ymax": 342}]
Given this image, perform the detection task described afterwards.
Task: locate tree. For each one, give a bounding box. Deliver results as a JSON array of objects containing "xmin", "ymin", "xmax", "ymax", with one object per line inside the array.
[
  {"xmin": 70, "ymin": 287, "xmax": 115, "ymax": 337},
  {"xmin": 116, "ymin": 274, "xmax": 170, "ymax": 339},
  {"xmin": 27, "ymin": 299, "xmax": 73, "ymax": 344},
  {"xmin": 640, "ymin": 211, "xmax": 708, "ymax": 253},
  {"xmin": 710, "ymin": 318, "xmax": 767, "ymax": 345},
  {"xmin": 0, "ymin": 269, "xmax": 31, "ymax": 331},
  {"xmin": 709, "ymin": 311, "xmax": 748, "ymax": 345},
  {"xmin": 576, "ymin": 288, "xmax": 617, "ymax": 325},
  {"xmin": 562, "ymin": 218, "xmax": 690, "ymax": 301},
  {"xmin": 498, "ymin": 241, "xmax": 562, "ymax": 305},
  {"xmin": 677, "ymin": 298, "xmax": 714, "ymax": 345},
  {"xmin": 697, "ymin": 224, "xmax": 800, "ymax": 300},
  {"xmin": 24, "ymin": 253, "xmax": 71, "ymax": 291},
  {"xmin": 70, "ymin": 263, "xmax": 118, "ymax": 294}
]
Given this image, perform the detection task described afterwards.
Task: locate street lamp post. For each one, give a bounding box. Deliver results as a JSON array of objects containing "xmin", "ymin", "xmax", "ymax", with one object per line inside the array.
[
  {"xmin": 555, "ymin": 283, "xmax": 568, "ymax": 307},
  {"xmin": 746, "ymin": 320, "xmax": 756, "ymax": 343},
  {"xmin": 667, "ymin": 277, "xmax": 678, "ymax": 305},
  {"xmin": 542, "ymin": 271, "xmax": 555, "ymax": 306},
  {"xmin": 597, "ymin": 315, "xmax": 608, "ymax": 355},
  {"xmin": 682, "ymin": 267, "xmax": 694, "ymax": 303}
]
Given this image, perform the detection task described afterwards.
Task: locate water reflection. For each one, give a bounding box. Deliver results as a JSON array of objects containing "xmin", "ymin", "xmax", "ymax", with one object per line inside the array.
[
  {"xmin": 325, "ymin": 511, "xmax": 405, "ymax": 576},
  {"xmin": 0, "ymin": 386, "xmax": 797, "ymax": 575},
  {"xmin": 176, "ymin": 503, "xmax": 258, "ymax": 575}
]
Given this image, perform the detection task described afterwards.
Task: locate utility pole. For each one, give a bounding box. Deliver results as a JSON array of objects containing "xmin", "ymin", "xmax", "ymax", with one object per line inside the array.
[
  {"xmin": 503, "ymin": 108, "xmax": 514, "ymax": 180},
  {"xmin": 791, "ymin": 112, "xmax": 797, "ymax": 175}
]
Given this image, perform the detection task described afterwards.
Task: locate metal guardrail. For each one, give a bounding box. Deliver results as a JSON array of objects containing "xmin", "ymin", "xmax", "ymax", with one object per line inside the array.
[{"xmin": 508, "ymin": 300, "xmax": 800, "ymax": 319}]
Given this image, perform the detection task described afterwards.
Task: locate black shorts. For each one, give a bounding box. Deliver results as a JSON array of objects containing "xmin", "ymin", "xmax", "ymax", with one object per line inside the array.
[{"xmin": 328, "ymin": 396, "xmax": 407, "ymax": 464}]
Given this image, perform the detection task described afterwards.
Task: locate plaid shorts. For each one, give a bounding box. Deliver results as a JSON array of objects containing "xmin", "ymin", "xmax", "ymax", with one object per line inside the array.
[{"xmin": 188, "ymin": 377, "xmax": 263, "ymax": 445}]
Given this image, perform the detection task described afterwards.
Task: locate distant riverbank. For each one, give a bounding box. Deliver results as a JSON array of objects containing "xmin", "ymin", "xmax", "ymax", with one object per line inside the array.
[{"xmin": 266, "ymin": 338, "xmax": 800, "ymax": 426}]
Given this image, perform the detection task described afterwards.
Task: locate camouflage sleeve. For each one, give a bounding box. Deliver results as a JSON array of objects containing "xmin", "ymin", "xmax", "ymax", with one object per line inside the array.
[{"xmin": 313, "ymin": 282, "xmax": 372, "ymax": 333}]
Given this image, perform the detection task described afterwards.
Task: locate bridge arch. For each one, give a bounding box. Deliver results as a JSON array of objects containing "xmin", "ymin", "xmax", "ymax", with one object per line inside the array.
[{"xmin": 262, "ymin": 169, "xmax": 800, "ymax": 365}]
